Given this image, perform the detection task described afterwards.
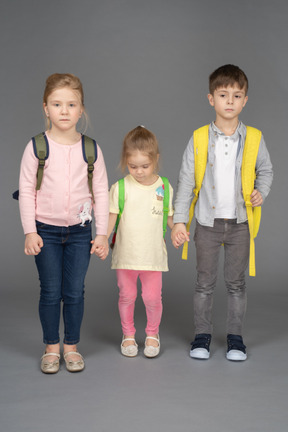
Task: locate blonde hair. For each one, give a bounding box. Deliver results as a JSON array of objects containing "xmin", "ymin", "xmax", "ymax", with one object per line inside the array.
[
  {"xmin": 43, "ymin": 73, "xmax": 88, "ymax": 131},
  {"xmin": 120, "ymin": 126, "xmax": 160, "ymax": 172}
]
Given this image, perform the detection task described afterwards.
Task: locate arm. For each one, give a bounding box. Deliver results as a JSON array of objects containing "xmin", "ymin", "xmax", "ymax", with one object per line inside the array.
[
  {"xmin": 166, "ymin": 183, "xmax": 174, "ymax": 230},
  {"xmin": 107, "ymin": 212, "xmax": 118, "ymax": 238},
  {"xmin": 171, "ymin": 136, "xmax": 195, "ymax": 249},
  {"xmin": 167, "ymin": 215, "xmax": 174, "ymax": 230},
  {"xmin": 173, "ymin": 136, "xmax": 195, "ymax": 224},
  {"xmin": 90, "ymin": 145, "xmax": 109, "ymax": 259},
  {"xmin": 91, "ymin": 145, "xmax": 109, "ymax": 238},
  {"xmin": 253, "ymin": 135, "xmax": 273, "ymax": 206},
  {"xmin": 19, "ymin": 141, "xmax": 39, "ymax": 235}
]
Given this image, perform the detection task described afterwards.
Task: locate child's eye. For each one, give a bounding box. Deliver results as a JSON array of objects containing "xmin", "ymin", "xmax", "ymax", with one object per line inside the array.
[
  {"xmin": 143, "ymin": 165, "xmax": 149, "ymax": 169},
  {"xmin": 69, "ymin": 104, "xmax": 75, "ymax": 107}
]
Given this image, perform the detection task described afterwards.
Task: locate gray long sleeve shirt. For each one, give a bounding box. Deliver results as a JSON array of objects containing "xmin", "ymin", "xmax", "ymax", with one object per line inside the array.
[{"xmin": 173, "ymin": 122, "xmax": 273, "ymax": 227}]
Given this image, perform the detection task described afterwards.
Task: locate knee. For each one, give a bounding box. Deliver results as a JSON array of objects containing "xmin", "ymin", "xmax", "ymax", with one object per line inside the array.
[
  {"xmin": 142, "ymin": 290, "xmax": 162, "ymax": 308},
  {"xmin": 195, "ymin": 282, "xmax": 214, "ymax": 296},
  {"xmin": 62, "ymin": 290, "xmax": 84, "ymax": 305},
  {"xmin": 40, "ymin": 292, "xmax": 62, "ymax": 305},
  {"xmin": 119, "ymin": 291, "xmax": 137, "ymax": 305},
  {"xmin": 225, "ymin": 279, "xmax": 246, "ymax": 294}
]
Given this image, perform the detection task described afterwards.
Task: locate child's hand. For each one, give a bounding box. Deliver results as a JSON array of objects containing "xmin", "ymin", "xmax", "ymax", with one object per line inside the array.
[
  {"xmin": 171, "ymin": 223, "xmax": 190, "ymax": 249},
  {"xmin": 91, "ymin": 235, "xmax": 109, "ymax": 260},
  {"xmin": 175, "ymin": 232, "xmax": 188, "ymax": 248},
  {"xmin": 250, "ymin": 189, "xmax": 263, "ymax": 207},
  {"xmin": 24, "ymin": 233, "xmax": 43, "ymax": 255}
]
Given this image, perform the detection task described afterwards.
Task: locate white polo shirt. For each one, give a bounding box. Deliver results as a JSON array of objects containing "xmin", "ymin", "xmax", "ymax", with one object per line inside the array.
[{"xmin": 214, "ymin": 132, "xmax": 239, "ymax": 219}]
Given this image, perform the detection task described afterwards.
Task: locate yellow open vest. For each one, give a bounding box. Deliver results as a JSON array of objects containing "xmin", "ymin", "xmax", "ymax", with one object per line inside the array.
[{"xmin": 182, "ymin": 124, "xmax": 262, "ymax": 277}]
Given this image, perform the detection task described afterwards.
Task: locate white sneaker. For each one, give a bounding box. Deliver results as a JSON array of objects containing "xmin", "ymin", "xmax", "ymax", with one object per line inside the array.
[
  {"xmin": 226, "ymin": 334, "xmax": 247, "ymax": 361},
  {"xmin": 190, "ymin": 334, "xmax": 211, "ymax": 360},
  {"xmin": 190, "ymin": 347, "xmax": 210, "ymax": 359},
  {"xmin": 226, "ymin": 349, "xmax": 247, "ymax": 361}
]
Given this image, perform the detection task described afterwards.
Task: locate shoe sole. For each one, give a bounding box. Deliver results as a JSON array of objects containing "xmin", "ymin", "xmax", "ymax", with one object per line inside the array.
[
  {"xmin": 121, "ymin": 352, "xmax": 138, "ymax": 357},
  {"xmin": 121, "ymin": 348, "xmax": 138, "ymax": 357},
  {"xmin": 190, "ymin": 348, "xmax": 210, "ymax": 360},
  {"xmin": 144, "ymin": 349, "xmax": 160, "ymax": 358},
  {"xmin": 226, "ymin": 350, "xmax": 247, "ymax": 361}
]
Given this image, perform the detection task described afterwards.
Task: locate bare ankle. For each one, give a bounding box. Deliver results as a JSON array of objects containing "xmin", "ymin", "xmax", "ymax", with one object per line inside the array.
[
  {"xmin": 63, "ymin": 343, "xmax": 77, "ymax": 353},
  {"xmin": 45, "ymin": 343, "xmax": 60, "ymax": 354}
]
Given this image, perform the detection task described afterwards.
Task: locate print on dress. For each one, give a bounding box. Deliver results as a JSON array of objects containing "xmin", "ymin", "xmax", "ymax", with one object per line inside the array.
[
  {"xmin": 151, "ymin": 185, "xmax": 164, "ymax": 217},
  {"xmin": 78, "ymin": 200, "xmax": 92, "ymax": 226},
  {"xmin": 155, "ymin": 185, "xmax": 164, "ymax": 201}
]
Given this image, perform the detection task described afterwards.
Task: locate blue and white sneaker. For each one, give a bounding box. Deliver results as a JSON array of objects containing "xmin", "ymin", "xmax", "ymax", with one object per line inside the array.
[
  {"xmin": 226, "ymin": 334, "xmax": 247, "ymax": 361},
  {"xmin": 190, "ymin": 334, "xmax": 211, "ymax": 359}
]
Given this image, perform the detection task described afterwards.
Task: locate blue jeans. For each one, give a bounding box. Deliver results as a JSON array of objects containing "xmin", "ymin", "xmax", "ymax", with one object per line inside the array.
[
  {"xmin": 35, "ymin": 221, "xmax": 92, "ymax": 345},
  {"xmin": 193, "ymin": 219, "xmax": 250, "ymax": 335}
]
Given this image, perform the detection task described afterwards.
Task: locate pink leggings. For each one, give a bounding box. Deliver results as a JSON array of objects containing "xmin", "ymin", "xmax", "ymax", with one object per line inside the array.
[{"xmin": 116, "ymin": 269, "xmax": 163, "ymax": 336}]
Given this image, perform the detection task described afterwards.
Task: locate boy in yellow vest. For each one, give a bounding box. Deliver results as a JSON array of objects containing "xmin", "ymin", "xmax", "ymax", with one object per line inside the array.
[{"xmin": 171, "ymin": 64, "xmax": 273, "ymax": 361}]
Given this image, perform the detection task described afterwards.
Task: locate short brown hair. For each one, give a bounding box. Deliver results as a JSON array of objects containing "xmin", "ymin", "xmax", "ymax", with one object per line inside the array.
[
  {"xmin": 120, "ymin": 126, "xmax": 159, "ymax": 172},
  {"xmin": 209, "ymin": 64, "xmax": 248, "ymax": 95}
]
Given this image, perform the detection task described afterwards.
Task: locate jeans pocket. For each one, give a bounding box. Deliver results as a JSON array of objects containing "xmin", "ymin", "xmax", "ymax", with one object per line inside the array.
[{"xmin": 36, "ymin": 220, "xmax": 47, "ymax": 229}]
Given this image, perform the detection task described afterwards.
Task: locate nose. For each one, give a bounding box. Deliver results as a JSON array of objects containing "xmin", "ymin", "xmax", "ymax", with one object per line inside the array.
[
  {"xmin": 61, "ymin": 104, "xmax": 68, "ymax": 114},
  {"xmin": 227, "ymin": 95, "xmax": 233, "ymax": 104}
]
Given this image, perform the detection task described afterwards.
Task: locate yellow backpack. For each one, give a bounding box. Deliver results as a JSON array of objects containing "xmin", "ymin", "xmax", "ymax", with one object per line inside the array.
[{"xmin": 182, "ymin": 124, "xmax": 262, "ymax": 277}]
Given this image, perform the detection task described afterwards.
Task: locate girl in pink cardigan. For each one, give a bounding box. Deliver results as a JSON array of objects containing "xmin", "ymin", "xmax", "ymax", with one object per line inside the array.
[{"xmin": 19, "ymin": 73, "xmax": 109, "ymax": 374}]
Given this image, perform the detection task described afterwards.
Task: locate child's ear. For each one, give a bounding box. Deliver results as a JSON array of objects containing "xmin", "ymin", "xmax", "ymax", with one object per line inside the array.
[
  {"xmin": 207, "ymin": 94, "xmax": 214, "ymax": 107},
  {"xmin": 43, "ymin": 102, "xmax": 49, "ymax": 117},
  {"xmin": 243, "ymin": 95, "xmax": 248, "ymax": 108}
]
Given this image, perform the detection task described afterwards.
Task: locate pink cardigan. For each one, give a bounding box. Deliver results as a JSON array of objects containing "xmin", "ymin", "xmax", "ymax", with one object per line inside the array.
[{"xmin": 19, "ymin": 135, "xmax": 109, "ymax": 235}]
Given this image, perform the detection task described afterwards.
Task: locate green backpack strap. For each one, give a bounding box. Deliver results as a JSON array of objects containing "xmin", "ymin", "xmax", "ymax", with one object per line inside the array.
[
  {"xmin": 82, "ymin": 135, "xmax": 97, "ymax": 203},
  {"xmin": 110, "ymin": 178, "xmax": 125, "ymax": 248},
  {"xmin": 32, "ymin": 133, "xmax": 49, "ymax": 191},
  {"xmin": 161, "ymin": 176, "xmax": 169, "ymax": 238},
  {"xmin": 115, "ymin": 178, "xmax": 125, "ymax": 233}
]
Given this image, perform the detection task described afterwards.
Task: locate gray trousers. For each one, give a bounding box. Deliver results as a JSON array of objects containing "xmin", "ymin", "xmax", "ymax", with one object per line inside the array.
[{"xmin": 193, "ymin": 219, "xmax": 250, "ymax": 335}]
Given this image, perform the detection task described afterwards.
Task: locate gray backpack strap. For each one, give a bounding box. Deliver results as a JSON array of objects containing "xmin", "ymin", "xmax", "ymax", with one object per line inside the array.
[
  {"xmin": 32, "ymin": 133, "xmax": 49, "ymax": 191},
  {"xmin": 82, "ymin": 135, "xmax": 97, "ymax": 203}
]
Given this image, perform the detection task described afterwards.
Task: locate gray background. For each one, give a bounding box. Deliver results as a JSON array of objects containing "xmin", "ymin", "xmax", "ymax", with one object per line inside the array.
[{"xmin": 1, "ymin": 1, "xmax": 287, "ymax": 431}]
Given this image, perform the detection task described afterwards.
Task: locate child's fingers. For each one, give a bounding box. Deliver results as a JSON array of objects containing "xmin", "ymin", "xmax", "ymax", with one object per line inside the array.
[
  {"xmin": 250, "ymin": 190, "xmax": 263, "ymax": 206},
  {"xmin": 94, "ymin": 246, "xmax": 108, "ymax": 260},
  {"xmin": 90, "ymin": 243, "xmax": 97, "ymax": 254}
]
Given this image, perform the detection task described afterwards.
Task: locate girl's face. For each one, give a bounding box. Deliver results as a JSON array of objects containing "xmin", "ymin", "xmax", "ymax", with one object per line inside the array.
[
  {"xmin": 43, "ymin": 87, "xmax": 83, "ymax": 133},
  {"xmin": 127, "ymin": 150, "xmax": 158, "ymax": 185}
]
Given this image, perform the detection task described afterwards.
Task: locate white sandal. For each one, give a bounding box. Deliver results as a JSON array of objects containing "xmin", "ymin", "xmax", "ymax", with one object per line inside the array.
[
  {"xmin": 144, "ymin": 335, "xmax": 160, "ymax": 358},
  {"xmin": 121, "ymin": 337, "xmax": 138, "ymax": 357}
]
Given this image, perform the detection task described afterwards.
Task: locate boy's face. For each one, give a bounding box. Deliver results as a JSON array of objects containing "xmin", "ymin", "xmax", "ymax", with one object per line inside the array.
[{"xmin": 207, "ymin": 84, "xmax": 248, "ymax": 122}]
